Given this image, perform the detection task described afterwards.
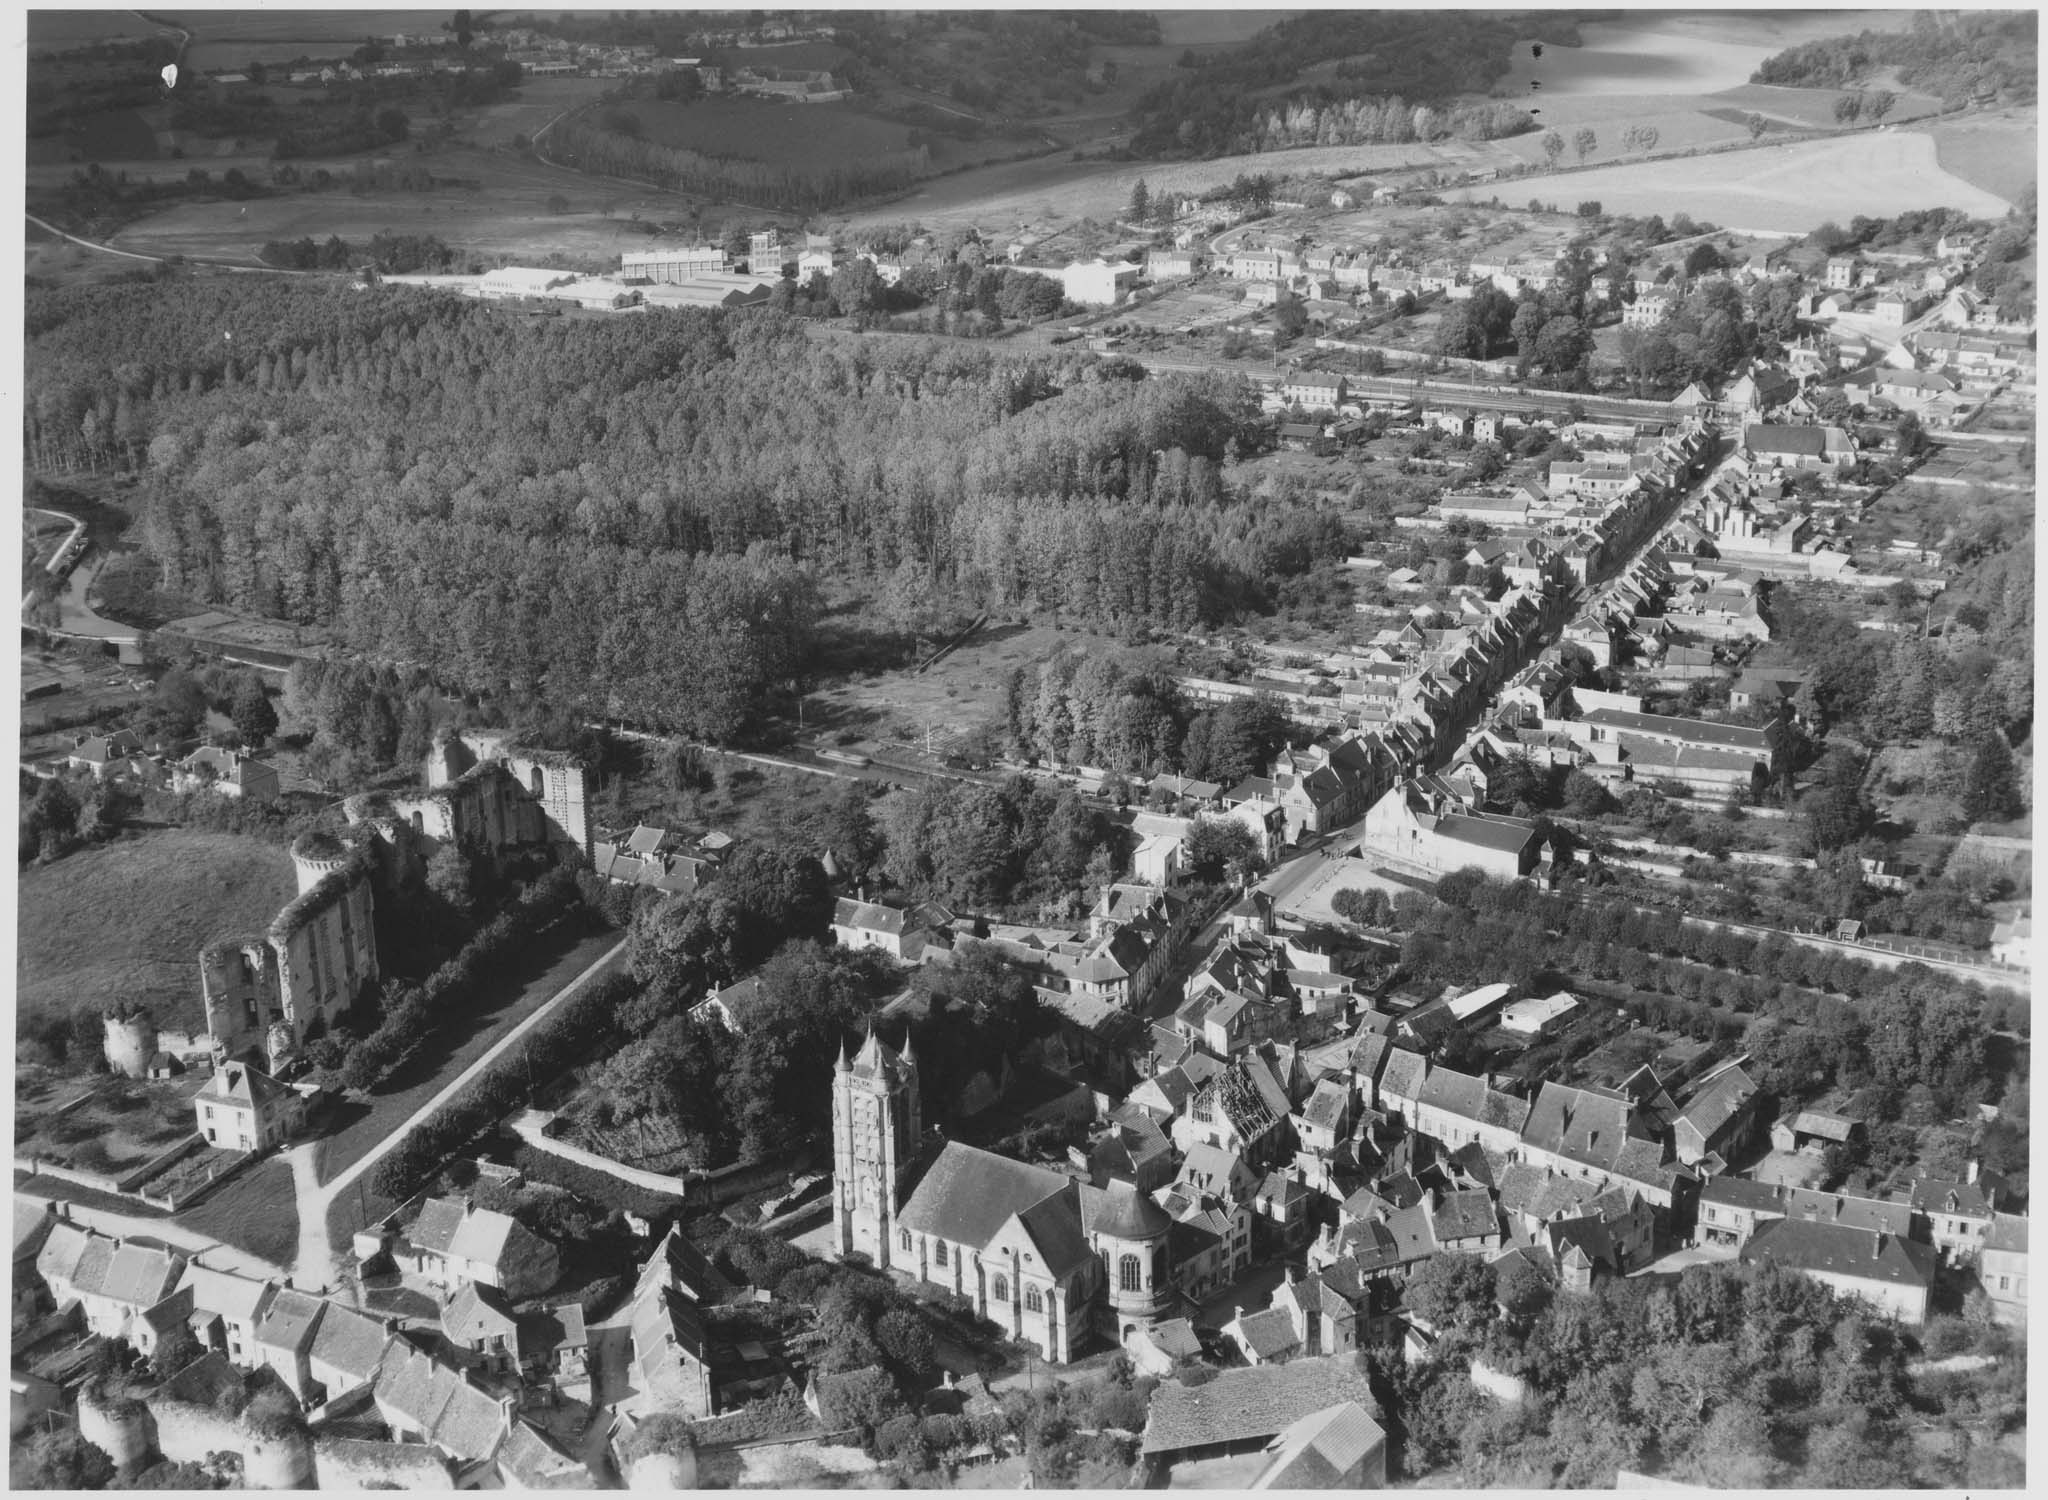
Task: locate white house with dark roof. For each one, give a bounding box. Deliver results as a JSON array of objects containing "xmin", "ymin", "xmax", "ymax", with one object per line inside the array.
[
  {"xmin": 252, "ymin": 1285, "xmax": 328, "ymax": 1398},
  {"xmin": 1741, "ymin": 423, "xmax": 1855, "ymax": 472},
  {"xmin": 1980, "ymin": 1213, "xmax": 2027, "ymax": 1324},
  {"xmin": 1516, "ymin": 1080, "xmax": 1689, "ymax": 1214},
  {"xmin": 194, "ymin": 1061, "xmax": 304, "ymax": 1152},
  {"xmin": 1360, "ymin": 778, "xmax": 1539, "ymax": 882},
  {"xmin": 174, "ymin": 746, "xmax": 281, "ymax": 803},
  {"xmin": 403, "ymin": 1196, "xmax": 559, "ymax": 1300},
  {"xmin": 177, "ymin": 1262, "xmax": 273, "ymax": 1368},
  {"xmin": 1739, "ymin": 1218, "xmax": 1935, "ymax": 1324},
  {"xmin": 307, "ymin": 1299, "xmax": 394, "ymax": 1399},
  {"xmin": 621, "ymin": 1227, "xmax": 717, "ymax": 1418},
  {"xmin": 1671, "ymin": 1062, "xmax": 1763, "ymax": 1168},
  {"xmin": 1695, "ymin": 1177, "xmax": 1911, "ymax": 1252},
  {"xmin": 831, "ymin": 896, "xmax": 946, "ymax": 962}
]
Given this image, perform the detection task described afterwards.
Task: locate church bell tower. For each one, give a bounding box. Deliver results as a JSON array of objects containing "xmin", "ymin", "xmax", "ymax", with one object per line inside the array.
[{"xmin": 831, "ymin": 1028, "xmax": 921, "ymax": 1269}]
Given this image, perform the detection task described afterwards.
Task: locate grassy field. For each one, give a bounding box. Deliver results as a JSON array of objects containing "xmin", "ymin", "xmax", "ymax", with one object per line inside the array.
[
  {"xmin": 1447, "ymin": 130, "xmax": 2013, "ymax": 231},
  {"xmin": 178, "ymin": 9, "xmax": 450, "ymax": 71},
  {"xmin": 633, "ymin": 97, "xmax": 918, "ymax": 167},
  {"xmin": 468, "ymin": 75, "xmax": 612, "ymax": 149},
  {"xmin": 17, "ymin": 829, "xmax": 299, "ymax": 1036},
  {"xmin": 27, "ymin": 12, "xmax": 163, "ymax": 48},
  {"xmin": 174, "ymin": 1156, "xmax": 301, "ymax": 1266},
  {"xmin": 803, "ymin": 618, "xmax": 1125, "ymax": 755},
  {"xmin": 1922, "ymin": 108, "xmax": 2039, "ymax": 205},
  {"xmin": 105, "ymin": 144, "xmax": 704, "ymax": 266}
]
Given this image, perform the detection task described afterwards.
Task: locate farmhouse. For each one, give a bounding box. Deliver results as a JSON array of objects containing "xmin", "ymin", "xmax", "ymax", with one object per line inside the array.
[
  {"xmin": 194, "ymin": 1061, "xmax": 305, "ymax": 1153},
  {"xmin": 175, "ymin": 746, "xmax": 281, "ymax": 803}
]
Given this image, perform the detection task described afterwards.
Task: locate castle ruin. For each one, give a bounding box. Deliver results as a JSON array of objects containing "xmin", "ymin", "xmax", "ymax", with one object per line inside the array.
[{"xmin": 163, "ymin": 731, "xmax": 591, "ymax": 1077}]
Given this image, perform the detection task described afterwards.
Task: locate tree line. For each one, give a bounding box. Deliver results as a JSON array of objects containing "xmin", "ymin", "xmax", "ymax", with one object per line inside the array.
[
  {"xmin": 1128, "ymin": 11, "xmax": 1585, "ymax": 157},
  {"xmin": 1376, "ymin": 869, "xmax": 2020, "ymax": 1123},
  {"xmin": 1750, "ymin": 10, "xmax": 2036, "ymax": 108}
]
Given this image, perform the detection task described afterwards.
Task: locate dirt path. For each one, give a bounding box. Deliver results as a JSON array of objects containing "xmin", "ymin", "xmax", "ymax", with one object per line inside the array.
[{"xmin": 286, "ymin": 936, "xmax": 630, "ymax": 1291}]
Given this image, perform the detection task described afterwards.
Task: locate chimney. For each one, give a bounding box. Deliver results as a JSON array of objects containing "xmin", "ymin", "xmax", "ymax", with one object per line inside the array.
[
  {"xmin": 1966, "ymin": 1159, "xmax": 1980, "ymax": 1186},
  {"xmin": 1873, "ymin": 1232, "xmax": 1886, "ymax": 1257}
]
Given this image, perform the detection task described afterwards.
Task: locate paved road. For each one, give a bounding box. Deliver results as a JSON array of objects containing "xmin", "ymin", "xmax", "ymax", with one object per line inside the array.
[
  {"xmin": 285, "ymin": 936, "xmax": 630, "ymax": 1294},
  {"xmin": 27, "ymin": 209, "xmax": 311, "ymax": 275},
  {"xmin": 14, "ymin": 1192, "xmax": 288, "ymax": 1282}
]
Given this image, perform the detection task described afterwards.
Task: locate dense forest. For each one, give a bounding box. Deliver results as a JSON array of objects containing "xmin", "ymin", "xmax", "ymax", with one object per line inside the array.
[
  {"xmin": 1750, "ymin": 10, "xmax": 2037, "ymax": 106},
  {"xmin": 22, "ymin": 280, "xmax": 1331, "ymax": 743},
  {"xmin": 1127, "ymin": 11, "xmax": 1585, "ymax": 157}
]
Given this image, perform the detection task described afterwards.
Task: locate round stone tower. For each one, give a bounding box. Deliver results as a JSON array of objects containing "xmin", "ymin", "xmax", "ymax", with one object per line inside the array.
[
  {"xmin": 1092, "ymin": 1178, "xmax": 1176, "ymax": 1339},
  {"xmin": 102, "ymin": 1011, "xmax": 157, "ymax": 1080},
  {"xmin": 289, "ymin": 829, "xmax": 355, "ymax": 896}
]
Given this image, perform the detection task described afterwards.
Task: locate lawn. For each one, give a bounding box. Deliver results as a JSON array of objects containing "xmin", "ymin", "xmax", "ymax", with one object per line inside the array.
[
  {"xmin": 174, "ymin": 1155, "xmax": 300, "ymax": 1267},
  {"xmin": 17, "ymin": 829, "xmax": 299, "ymax": 1038}
]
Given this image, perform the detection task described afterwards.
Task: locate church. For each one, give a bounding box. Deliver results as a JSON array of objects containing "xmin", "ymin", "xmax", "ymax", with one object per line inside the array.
[{"xmin": 830, "ymin": 1032, "xmax": 1174, "ymax": 1364}]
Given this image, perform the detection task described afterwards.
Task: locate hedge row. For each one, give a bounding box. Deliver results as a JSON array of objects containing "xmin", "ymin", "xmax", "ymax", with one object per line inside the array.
[
  {"xmin": 367, "ymin": 966, "xmax": 635, "ymax": 1203},
  {"xmin": 341, "ymin": 867, "xmax": 585, "ymax": 1089}
]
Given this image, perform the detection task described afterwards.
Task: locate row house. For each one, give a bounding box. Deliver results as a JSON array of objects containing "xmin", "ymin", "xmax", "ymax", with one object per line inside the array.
[
  {"xmin": 36, "ymin": 1221, "xmax": 186, "ymax": 1350},
  {"xmin": 1515, "ymin": 1080, "xmax": 1691, "ymax": 1218},
  {"xmin": 1696, "ymin": 1177, "xmax": 1913, "ymax": 1252}
]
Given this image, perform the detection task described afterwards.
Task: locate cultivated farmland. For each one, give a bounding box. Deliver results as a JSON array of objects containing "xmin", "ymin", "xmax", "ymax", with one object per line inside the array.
[
  {"xmin": 1921, "ymin": 107, "xmax": 2040, "ymax": 204},
  {"xmin": 1444, "ymin": 130, "xmax": 2013, "ymax": 231},
  {"xmin": 17, "ymin": 830, "xmax": 299, "ymax": 1037}
]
